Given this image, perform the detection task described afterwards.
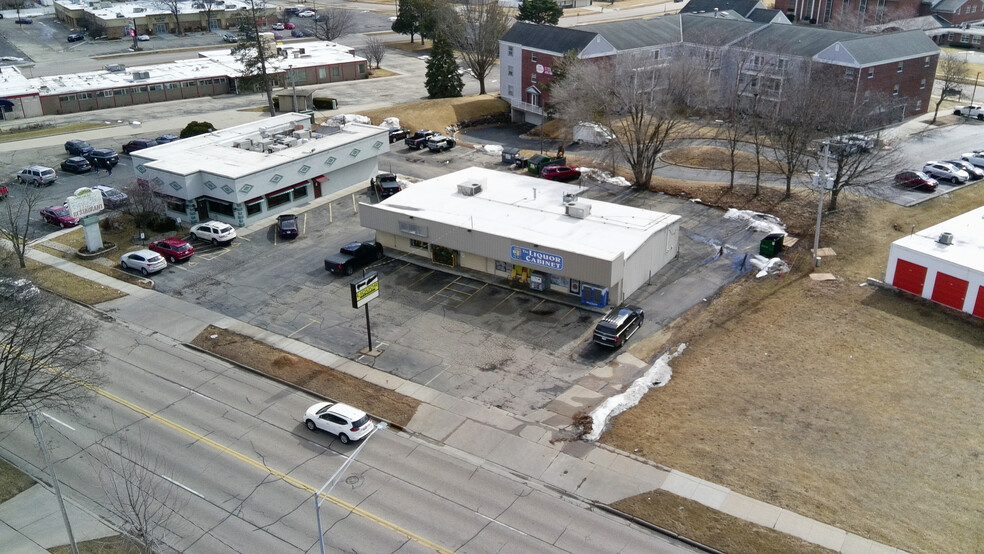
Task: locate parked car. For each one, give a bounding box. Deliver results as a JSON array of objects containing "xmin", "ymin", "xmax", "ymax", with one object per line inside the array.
[
  {"xmin": 222, "ymin": 33, "xmax": 238, "ymax": 43},
  {"xmin": 67, "ymin": 33, "xmax": 85, "ymax": 43},
  {"xmin": 189, "ymin": 221, "xmax": 237, "ymax": 245},
  {"xmin": 284, "ymin": 22, "xmax": 295, "ymax": 29},
  {"xmin": 369, "ymin": 173, "xmax": 402, "ymax": 199},
  {"xmin": 277, "ymin": 214, "xmax": 299, "ymax": 239},
  {"xmin": 65, "ymin": 139, "xmax": 94, "ymax": 156},
  {"xmin": 90, "ymin": 185, "xmax": 129, "ymax": 209},
  {"xmin": 945, "ymin": 159, "xmax": 984, "ymax": 180},
  {"xmin": 953, "ymin": 105, "xmax": 984, "ymax": 119},
  {"xmin": 405, "ymin": 130, "xmax": 436, "ymax": 150},
  {"xmin": 539, "ymin": 165, "xmax": 582, "ymax": 181},
  {"xmin": 593, "ymin": 305, "xmax": 645, "ymax": 348},
  {"xmin": 271, "ymin": 23, "xmax": 285, "ymax": 30},
  {"xmin": 297, "ymin": 10, "xmax": 316, "ymax": 17},
  {"xmin": 922, "ymin": 161, "xmax": 969, "ymax": 183},
  {"xmin": 17, "ymin": 166, "xmax": 58, "ymax": 186},
  {"xmin": 60, "ymin": 157, "xmax": 92, "ymax": 174},
  {"xmin": 0, "ymin": 278, "xmax": 40, "ymax": 301},
  {"xmin": 426, "ymin": 135, "xmax": 456, "ymax": 152},
  {"xmin": 120, "ymin": 249, "xmax": 167, "ymax": 275},
  {"xmin": 828, "ymin": 134, "xmax": 874, "ymax": 154},
  {"xmin": 291, "ymin": 29, "xmax": 305, "ymax": 38},
  {"xmin": 155, "ymin": 134, "xmax": 179, "ymax": 144},
  {"xmin": 122, "ymin": 138, "xmax": 159, "ymax": 154},
  {"xmin": 960, "ymin": 151, "xmax": 984, "ymax": 168},
  {"xmin": 148, "ymin": 237, "xmax": 194, "ymax": 263},
  {"xmin": 325, "ymin": 241, "xmax": 383, "ymax": 275},
  {"xmin": 303, "ymin": 401, "xmax": 374, "ymax": 444},
  {"xmin": 104, "ymin": 63, "xmax": 126, "ymax": 72},
  {"xmin": 894, "ymin": 170, "xmax": 938, "ymax": 192},
  {"xmin": 84, "ymin": 148, "xmax": 120, "ymax": 167},
  {"xmin": 137, "ymin": 34, "xmax": 150, "ymax": 41},
  {"xmin": 272, "ymin": 31, "xmax": 283, "ymax": 40},
  {"xmin": 388, "ymin": 128, "xmax": 410, "ymax": 143},
  {"xmin": 40, "ymin": 205, "xmax": 80, "ymax": 228},
  {"xmin": 14, "ymin": 18, "xmax": 32, "ymax": 24},
  {"xmin": 0, "ymin": 186, "xmax": 9, "ymax": 200}
]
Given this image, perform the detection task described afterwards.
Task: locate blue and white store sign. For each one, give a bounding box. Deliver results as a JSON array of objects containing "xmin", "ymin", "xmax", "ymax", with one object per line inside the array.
[{"xmin": 510, "ymin": 245, "xmax": 563, "ymax": 271}]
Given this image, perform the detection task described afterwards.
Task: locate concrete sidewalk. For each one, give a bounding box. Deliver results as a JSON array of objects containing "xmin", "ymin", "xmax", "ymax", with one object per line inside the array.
[{"xmin": 0, "ymin": 235, "xmax": 907, "ymax": 554}]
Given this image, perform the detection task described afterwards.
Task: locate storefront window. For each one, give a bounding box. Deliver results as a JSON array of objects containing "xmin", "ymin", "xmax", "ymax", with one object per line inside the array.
[
  {"xmin": 292, "ymin": 184, "xmax": 308, "ymax": 199},
  {"xmin": 431, "ymin": 245, "xmax": 458, "ymax": 267},
  {"xmin": 246, "ymin": 200, "xmax": 263, "ymax": 216},
  {"xmin": 164, "ymin": 197, "xmax": 186, "ymax": 213},
  {"xmin": 410, "ymin": 239, "xmax": 429, "ymax": 249},
  {"xmin": 206, "ymin": 198, "xmax": 234, "ymax": 217},
  {"xmin": 266, "ymin": 190, "xmax": 291, "ymax": 209}
]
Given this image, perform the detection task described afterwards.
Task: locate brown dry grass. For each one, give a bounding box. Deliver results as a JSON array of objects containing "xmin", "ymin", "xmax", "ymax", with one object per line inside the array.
[
  {"xmin": 0, "ymin": 458, "xmax": 34, "ymax": 504},
  {"xmin": 605, "ymin": 179, "xmax": 984, "ymax": 554},
  {"xmin": 24, "ymin": 257, "xmax": 127, "ymax": 305},
  {"xmin": 191, "ymin": 325, "xmax": 420, "ymax": 427},
  {"xmin": 613, "ymin": 491, "xmax": 833, "ymax": 554},
  {"xmin": 41, "ymin": 220, "xmax": 156, "ymax": 290},
  {"xmin": 662, "ymin": 145, "xmax": 784, "ymax": 173},
  {"xmin": 357, "ymin": 94, "xmax": 508, "ymax": 133},
  {"xmin": 368, "ymin": 68, "xmax": 398, "ymax": 79}
]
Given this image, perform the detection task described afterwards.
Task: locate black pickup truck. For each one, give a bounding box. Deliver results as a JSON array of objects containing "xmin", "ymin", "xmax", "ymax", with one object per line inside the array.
[
  {"xmin": 405, "ymin": 130, "xmax": 436, "ymax": 150},
  {"xmin": 325, "ymin": 241, "xmax": 384, "ymax": 275},
  {"xmin": 369, "ymin": 173, "xmax": 402, "ymax": 199}
]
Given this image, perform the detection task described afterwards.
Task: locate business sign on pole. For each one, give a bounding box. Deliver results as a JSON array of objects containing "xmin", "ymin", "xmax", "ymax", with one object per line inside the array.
[
  {"xmin": 65, "ymin": 187, "xmax": 104, "ymax": 219},
  {"xmin": 350, "ymin": 271, "xmax": 379, "ymax": 309}
]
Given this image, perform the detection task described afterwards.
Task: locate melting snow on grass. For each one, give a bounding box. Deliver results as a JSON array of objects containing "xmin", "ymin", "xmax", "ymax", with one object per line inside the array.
[
  {"xmin": 473, "ymin": 144, "xmax": 503, "ymax": 155},
  {"xmin": 584, "ymin": 344, "xmax": 686, "ymax": 442},
  {"xmin": 723, "ymin": 208, "xmax": 786, "ymax": 235},
  {"xmin": 579, "ymin": 167, "xmax": 632, "ymax": 188}
]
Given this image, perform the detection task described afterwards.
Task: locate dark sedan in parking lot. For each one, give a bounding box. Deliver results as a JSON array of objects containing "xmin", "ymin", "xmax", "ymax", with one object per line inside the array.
[
  {"xmin": 277, "ymin": 214, "xmax": 299, "ymax": 239},
  {"xmin": 60, "ymin": 157, "xmax": 92, "ymax": 174},
  {"xmin": 67, "ymin": 33, "xmax": 85, "ymax": 42}
]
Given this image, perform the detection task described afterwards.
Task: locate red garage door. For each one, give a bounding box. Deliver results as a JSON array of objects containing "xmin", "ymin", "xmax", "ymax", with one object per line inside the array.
[
  {"xmin": 893, "ymin": 259, "xmax": 927, "ymax": 295},
  {"xmin": 931, "ymin": 272, "xmax": 968, "ymax": 310},
  {"xmin": 973, "ymin": 286, "xmax": 984, "ymax": 318}
]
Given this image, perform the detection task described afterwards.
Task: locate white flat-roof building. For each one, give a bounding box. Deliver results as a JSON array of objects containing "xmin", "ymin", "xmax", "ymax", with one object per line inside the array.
[
  {"xmin": 359, "ymin": 168, "xmax": 682, "ymax": 307},
  {"xmin": 133, "ymin": 113, "xmax": 389, "ymax": 226},
  {"xmin": 54, "ymin": 0, "xmax": 279, "ymax": 39},
  {"xmin": 885, "ymin": 206, "xmax": 984, "ymax": 318}
]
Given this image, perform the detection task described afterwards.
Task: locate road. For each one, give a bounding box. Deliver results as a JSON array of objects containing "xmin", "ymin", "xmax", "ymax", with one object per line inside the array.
[{"xmin": 0, "ymin": 305, "xmax": 694, "ymax": 553}]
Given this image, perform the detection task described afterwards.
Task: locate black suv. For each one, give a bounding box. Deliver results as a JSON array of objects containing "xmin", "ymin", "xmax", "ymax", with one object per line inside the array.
[
  {"xmin": 388, "ymin": 128, "xmax": 410, "ymax": 143},
  {"xmin": 65, "ymin": 139, "xmax": 94, "ymax": 156},
  {"xmin": 84, "ymin": 148, "xmax": 120, "ymax": 167},
  {"xmin": 592, "ymin": 305, "xmax": 644, "ymax": 348}
]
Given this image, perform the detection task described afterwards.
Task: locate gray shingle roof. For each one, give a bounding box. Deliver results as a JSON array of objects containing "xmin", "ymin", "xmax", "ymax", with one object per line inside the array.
[
  {"xmin": 747, "ymin": 8, "xmax": 784, "ymax": 23},
  {"xmin": 500, "ymin": 22, "xmax": 597, "ymax": 54},
  {"xmin": 579, "ymin": 18, "xmax": 683, "ymax": 50},
  {"xmin": 680, "ymin": 14, "xmax": 764, "ymax": 46},
  {"xmin": 732, "ymin": 23, "xmax": 865, "ymax": 57},
  {"xmin": 839, "ymin": 31, "xmax": 941, "ymax": 64},
  {"xmin": 931, "ymin": 0, "xmax": 967, "ymax": 13},
  {"xmin": 679, "ymin": 0, "xmax": 762, "ymax": 17}
]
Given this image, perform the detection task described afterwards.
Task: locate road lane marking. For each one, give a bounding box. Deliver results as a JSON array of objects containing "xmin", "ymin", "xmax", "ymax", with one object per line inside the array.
[
  {"xmin": 162, "ymin": 475, "xmax": 204, "ymax": 498},
  {"xmin": 83, "ymin": 382, "xmax": 453, "ymax": 554},
  {"xmin": 474, "ymin": 512, "xmax": 529, "ymax": 536},
  {"xmin": 42, "ymin": 412, "xmax": 76, "ymax": 431}
]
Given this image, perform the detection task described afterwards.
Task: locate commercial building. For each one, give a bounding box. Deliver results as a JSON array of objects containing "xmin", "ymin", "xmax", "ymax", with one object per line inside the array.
[
  {"xmin": 359, "ymin": 168, "xmax": 682, "ymax": 307},
  {"xmin": 884, "ymin": 206, "xmax": 984, "ymax": 319},
  {"xmin": 132, "ymin": 113, "xmax": 388, "ymax": 226},
  {"xmin": 54, "ymin": 0, "xmax": 278, "ymax": 39}
]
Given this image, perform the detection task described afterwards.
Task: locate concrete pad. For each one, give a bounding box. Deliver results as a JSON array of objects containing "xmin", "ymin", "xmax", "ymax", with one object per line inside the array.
[
  {"xmin": 810, "ymin": 273, "xmax": 837, "ymax": 281},
  {"xmin": 332, "ymin": 359, "xmax": 370, "ymax": 379},
  {"xmin": 659, "ymin": 469, "xmax": 702, "ymax": 499},
  {"xmin": 485, "ymin": 433, "xmax": 558, "ymax": 479},
  {"xmin": 608, "ymin": 455, "xmax": 669, "ymax": 491},
  {"xmin": 690, "ymin": 480, "xmax": 730, "ymax": 511},
  {"xmin": 805, "ymin": 518, "xmax": 848, "ymax": 551},
  {"xmin": 538, "ymin": 412, "xmax": 574, "ymax": 428},
  {"xmin": 0, "ymin": 519, "xmax": 48, "ymax": 554},
  {"xmin": 560, "ymin": 440, "xmax": 594, "ymax": 460},
  {"xmin": 547, "ymin": 384, "xmax": 604, "ymax": 417},
  {"xmin": 519, "ymin": 424, "xmax": 549, "ymax": 443},
  {"xmin": 445, "ymin": 398, "xmax": 522, "ymax": 432},
  {"xmin": 405, "ymin": 403, "xmax": 466, "ymax": 442},
  {"xmin": 718, "ymin": 492, "xmax": 782, "ymax": 529},
  {"xmin": 774, "ymin": 509, "xmax": 815, "ymax": 542},
  {"xmin": 575, "ymin": 374, "xmax": 609, "ymax": 392},
  {"xmin": 444, "ymin": 419, "xmax": 508, "ymax": 458},
  {"xmin": 840, "ymin": 534, "xmax": 875, "ymax": 554},
  {"xmin": 360, "ymin": 368, "xmax": 407, "ymax": 390},
  {"xmin": 615, "ymin": 352, "xmax": 648, "ymax": 368},
  {"xmin": 583, "ymin": 446, "xmax": 618, "ymax": 468},
  {"xmin": 0, "ymin": 485, "xmax": 115, "ymax": 550},
  {"xmin": 575, "ymin": 464, "xmax": 654, "ymax": 504},
  {"xmin": 867, "ymin": 540, "xmax": 903, "ymax": 554},
  {"xmin": 539, "ymin": 453, "xmax": 595, "ymax": 494},
  {"xmin": 588, "ymin": 364, "xmax": 616, "ymax": 379}
]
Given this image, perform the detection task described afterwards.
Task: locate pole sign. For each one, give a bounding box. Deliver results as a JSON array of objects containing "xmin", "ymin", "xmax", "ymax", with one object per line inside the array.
[
  {"xmin": 66, "ymin": 187, "xmax": 104, "ymax": 219},
  {"xmin": 350, "ymin": 271, "xmax": 379, "ymax": 309}
]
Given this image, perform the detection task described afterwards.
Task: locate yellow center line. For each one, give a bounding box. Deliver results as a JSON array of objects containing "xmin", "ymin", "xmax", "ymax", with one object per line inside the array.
[{"xmin": 84, "ymin": 381, "xmax": 453, "ymax": 554}]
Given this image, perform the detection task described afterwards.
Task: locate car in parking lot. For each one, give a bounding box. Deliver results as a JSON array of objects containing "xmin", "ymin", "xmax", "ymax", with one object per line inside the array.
[
  {"xmin": 426, "ymin": 135, "xmax": 456, "ymax": 152},
  {"xmin": 17, "ymin": 166, "xmax": 58, "ymax": 186},
  {"xmin": 84, "ymin": 148, "xmax": 120, "ymax": 167},
  {"xmin": 960, "ymin": 151, "xmax": 984, "ymax": 168},
  {"xmin": 945, "ymin": 159, "xmax": 984, "ymax": 180},
  {"xmin": 388, "ymin": 128, "xmax": 410, "ymax": 143},
  {"xmin": 284, "ymin": 22, "xmax": 295, "ymax": 29},
  {"xmin": 272, "ymin": 23, "xmax": 285, "ymax": 30},
  {"xmin": 894, "ymin": 170, "xmax": 938, "ymax": 192},
  {"xmin": 40, "ymin": 205, "xmax": 79, "ymax": 228},
  {"xmin": 539, "ymin": 165, "xmax": 581, "ymax": 181},
  {"xmin": 122, "ymin": 138, "xmax": 158, "ymax": 154},
  {"xmin": 276, "ymin": 214, "xmax": 299, "ymax": 238},
  {"xmin": 593, "ymin": 305, "xmax": 644, "ymax": 348},
  {"xmin": 303, "ymin": 401, "xmax": 374, "ymax": 444},
  {"xmin": 405, "ymin": 130, "xmax": 436, "ymax": 150},
  {"xmin": 922, "ymin": 161, "xmax": 969, "ymax": 183},
  {"xmin": 369, "ymin": 173, "xmax": 402, "ymax": 199},
  {"xmin": 137, "ymin": 34, "xmax": 150, "ymax": 41},
  {"xmin": 953, "ymin": 105, "xmax": 984, "ymax": 119},
  {"xmin": 828, "ymin": 134, "xmax": 875, "ymax": 155},
  {"xmin": 65, "ymin": 139, "xmax": 94, "ymax": 156},
  {"xmin": 120, "ymin": 249, "xmax": 167, "ymax": 275},
  {"xmin": 60, "ymin": 157, "xmax": 92, "ymax": 174},
  {"xmin": 148, "ymin": 237, "xmax": 194, "ymax": 263},
  {"xmin": 67, "ymin": 33, "xmax": 85, "ymax": 43},
  {"xmin": 90, "ymin": 185, "xmax": 129, "ymax": 208},
  {"xmin": 155, "ymin": 134, "xmax": 179, "ymax": 144},
  {"xmin": 291, "ymin": 29, "xmax": 309, "ymax": 38},
  {"xmin": 297, "ymin": 10, "xmax": 316, "ymax": 17},
  {"xmin": 325, "ymin": 241, "xmax": 384, "ymax": 275},
  {"xmin": 14, "ymin": 17, "xmax": 32, "ymax": 24},
  {"xmin": 222, "ymin": 33, "xmax": 238, "ymax": 43},
  {"xmin": 189, "ymin": 221, "xmax": 237, "ymax": 245}
]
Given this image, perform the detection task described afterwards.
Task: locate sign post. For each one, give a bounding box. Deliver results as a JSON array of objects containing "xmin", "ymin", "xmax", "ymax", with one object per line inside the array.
[
  {"xmin": 349, "ymin": 271, "xmax": 379, "ymax": 352},
  {"xmin": 66, "ymin": 188, "xmax": 105, "ymax": 252}
]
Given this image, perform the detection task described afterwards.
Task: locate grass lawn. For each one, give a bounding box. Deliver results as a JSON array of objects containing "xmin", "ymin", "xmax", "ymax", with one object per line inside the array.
[{"xmin": 356, "ymin": 94, "xmax": 508, "ymax": 133}]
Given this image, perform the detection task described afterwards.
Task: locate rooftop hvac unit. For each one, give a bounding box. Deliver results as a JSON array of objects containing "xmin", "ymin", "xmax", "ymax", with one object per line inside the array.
[
  {"xmin": 133, "ymin": 7, "xmax": 145, "ymax": 12},
  {"xmin": 256, "ymin": 139, "xmax": 274, "ymax": 150},
  {"xmin": 293, "ymin": 130, "xmax": 311, "ymax": 139},
  {"xmin": 252, "ymin": 143, "xmax": 266, "ymax": 152},
  {"xmin": 457, "ymin": 182, "xmax": 482, "ymax": 196},
  {"xmin": 268, "ymin": 144, "xmax": 288, "ymax": 153},
  {"xmin": 132, "ymin": 71, "xmax": 150, "ymax": 80},
  {"xmin": 234, "ymin": 139, "xmax": 252, "ymax": 150},
  {"xmin": 938, "ymin": 232, "xmax": 954, "ymax": 245},
  {"xmin": 566, "ymin": 202, "xmax": 591, "ymax": 219}
]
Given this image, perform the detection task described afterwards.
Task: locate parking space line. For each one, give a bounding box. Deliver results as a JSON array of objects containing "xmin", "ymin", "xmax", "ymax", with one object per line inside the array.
[
  {"xmin": 489, "ymin": 291, "xmax": 516, "ymax": 313},
  {"xmin": 287, "ymin": 318, "xmax": 320, "ymax": 338}
]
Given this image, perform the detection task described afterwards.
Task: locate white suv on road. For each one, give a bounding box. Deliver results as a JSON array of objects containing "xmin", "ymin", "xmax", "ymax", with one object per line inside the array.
[
  {"xmin": 953, "ymin": 105, "xmax": 984, "ymax": 119},
  {"xmin": 922, "ymin": 161, "xmax": 970, "ymax": 183},
  {"xmin": 16, "ymin": 166, "xmax": 57, "ymax": 186},
  {"xmin": 189, "ymin": 221, "xmax": 237, "ymax": 245}
]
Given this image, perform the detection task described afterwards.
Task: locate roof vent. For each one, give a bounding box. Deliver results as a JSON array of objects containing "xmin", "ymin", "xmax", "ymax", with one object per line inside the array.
[
  {"xmin": 566, "ymin": 201, "xmax": 591, "ymax": 219},
  {"xmin": 458, "ymin": 182, "xmax": 482, "ymax": 196},
  {"xmin": 938, "ymin": 232, "xmax": 954, "ymax": 245}
]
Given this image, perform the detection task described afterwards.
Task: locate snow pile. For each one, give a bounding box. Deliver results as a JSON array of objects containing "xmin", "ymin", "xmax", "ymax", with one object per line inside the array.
[
  {"xmin": 573, "ymin": 122, "xmax": 614, "ymax": 145},
  {"xmin": 381, "ymin": 117, "xmax": 401, "ymax": 130},
  {"xmin": 746, "ymin": 254, "xmax": 790, "ymax": 278},
  {"xmin": 724, "ymin": 208, "xmax": 786, "ymax": 235},
  {"xmin": 584, "ymin": 345, "xmax": 686, "ymax": 441},
  {"xmin": 397, "ymin": 177, "xmax": 415, "ymax": 189},
  {"xmin": 580, "ymin": 167, "xmax": 632, "ymax": 188},
  {"xmin": 326, "ymin": 114, "xmax": 371, "ymax": 126},
  {"xmin": 473, "ymin": 144, "xmax": 503, "ymax": 156}
]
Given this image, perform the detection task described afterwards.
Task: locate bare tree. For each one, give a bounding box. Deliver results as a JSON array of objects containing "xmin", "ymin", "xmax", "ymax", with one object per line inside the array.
[
  {"xmin": 0, "ymin": 290, "xmax": 101, "ymax": 416},
  {"xmin": 155, "ymin": 0, "xmax": 184, "ymax": 35},
  {"xmin": 96, "ymin": 435, "xmax": 187, "ymax": 553},
  {"xmin": 232, "ymin": 0, "xmax": 277, "ymax": 117},
  {"xmin": 200, "ymin": 0, "xmax": 220, "ymax": 33},
  {"xmin": 0, "ymin": 185, "xmax": 45, "ymax": 269},
  {"xmin": 932, "ymin": 53, "xmax": 966, "ymax": 124},
  {"xmin": 441, "ymin": 0, "xmax": 513, "ymax": 95},
  {"xmin": 314, "ymin": 8, "xmax": 356, "ymax": 42},
  {"xmin": 361, "ymin": 35, "xmax": 386, "ymax": 69}
]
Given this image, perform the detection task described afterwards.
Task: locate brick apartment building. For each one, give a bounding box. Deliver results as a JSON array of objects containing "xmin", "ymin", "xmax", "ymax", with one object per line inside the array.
[
  {"xmin": 773, "ymin": 0, "xmax": 984, "ymax": 28},
  {"xmin": 499, "ymin": 14, "xmax": 939, "ymax": 124}
]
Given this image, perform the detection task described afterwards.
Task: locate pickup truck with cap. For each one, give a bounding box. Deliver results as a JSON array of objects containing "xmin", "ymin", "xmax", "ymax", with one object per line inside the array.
[
  {"xmin": 325, "ymin": 241, "xmax": 384, "ymax": 275},
  {"xmin": 405, "ymin": 130, "xmax": 436, "ymax": 150}
]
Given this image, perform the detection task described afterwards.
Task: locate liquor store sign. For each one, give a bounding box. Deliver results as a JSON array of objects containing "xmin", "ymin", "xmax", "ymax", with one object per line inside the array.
[
  {"xmin": 350, "ymin": 271, "xmax": 379, "ymax": 309},
  {"xmin": 510, "ymin": 245, "xmax": 563, "ymax": 271}
]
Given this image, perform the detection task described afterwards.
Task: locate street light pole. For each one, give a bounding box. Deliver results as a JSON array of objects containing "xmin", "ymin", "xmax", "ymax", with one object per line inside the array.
[
  {"xmin": 812, "ymin": 142, "xmax": 833, "ymax": 268},
  {"xmin": 29, "ymin": 411, "xmax": 80, "ymax": 554},
  {"xmin": 314, "ymin": 422, "xmax": 387, "ymax": 554}
]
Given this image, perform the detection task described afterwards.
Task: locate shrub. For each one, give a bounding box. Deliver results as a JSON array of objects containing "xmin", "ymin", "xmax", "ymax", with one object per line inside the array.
[{"xmin": 180, "ymin": 120, "xmax": 216, "ymax": 138}]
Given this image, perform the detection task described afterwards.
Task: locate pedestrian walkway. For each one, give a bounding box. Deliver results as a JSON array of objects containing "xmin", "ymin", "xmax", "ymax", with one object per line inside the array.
[{"xmin": 0, "ymin": 226, "xmax": 908, "ymax": 554}]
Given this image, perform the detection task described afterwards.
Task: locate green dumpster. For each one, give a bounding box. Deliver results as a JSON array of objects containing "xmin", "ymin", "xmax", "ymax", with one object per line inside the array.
[{"xmin": 759, "ymin": 234, "xmax": 784, "ymax": 257}]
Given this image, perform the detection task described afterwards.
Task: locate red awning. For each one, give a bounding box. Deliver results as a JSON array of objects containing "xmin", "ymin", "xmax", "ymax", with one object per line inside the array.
[{"xmin": 313, "ymin": 175, "xmax": 328, "ymax": 183}]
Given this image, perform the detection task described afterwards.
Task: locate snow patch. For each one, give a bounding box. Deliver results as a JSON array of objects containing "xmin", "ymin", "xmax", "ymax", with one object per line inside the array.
[
  {"xmin": 326, "ymin": 113, "xmax": 370, "ymax": 126},
  {"xmin": 580, "ymin": 167, "xmax": 632, "ymax": 188},
  {"xmin": 584, "ymin": 345, "xmax": 686, "ymax": 441},
  {"xmin": 473, "ymin": 144, "xmax": 503, "ymax": 155},
  {"xmin": 724, "ymin": 208, "xmax": 786, "ymax": 235},
  {"xmin": 746, "ymin": 254, "xmax": 790, "ymax": 278},
  {"xmin": 380, "ymin": 117, "xmax": 401, "ymax": 130}
]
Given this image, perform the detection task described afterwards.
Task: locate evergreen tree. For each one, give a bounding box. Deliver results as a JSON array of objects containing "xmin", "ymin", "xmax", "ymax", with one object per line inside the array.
[
  {"xmin": 516, "ymin": 0, "xmax": 563, "ymax": 26},
  {"xmin": 425, "ymin": 37, "xmax": 464, "ymax": 99},
  {"xmin": 392, "ymin": 0, "xmax": 424, "ymax": 44}
]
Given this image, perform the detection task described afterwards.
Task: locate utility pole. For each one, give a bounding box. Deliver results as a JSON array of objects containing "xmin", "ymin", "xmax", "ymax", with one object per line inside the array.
[
  {"xmin": 971, "ymin": 71, "xmax": 980, "ymax": 106},
  {"xmin": 29, "ymin": 411, "xmax": 80, "ymax": 554},
  {"xmin": 131, "ymin": 18, "xmax": 138, "ymax": 51}
]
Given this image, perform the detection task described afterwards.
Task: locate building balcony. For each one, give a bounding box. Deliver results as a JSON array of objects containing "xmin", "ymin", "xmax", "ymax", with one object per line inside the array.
[{"xmin": 515, "ymin": 101, "xmax": 543, "ymax": 115}]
